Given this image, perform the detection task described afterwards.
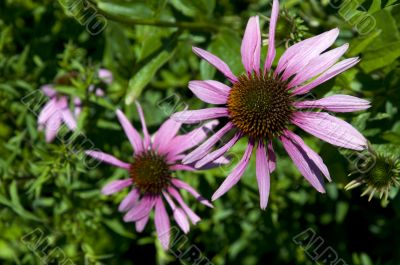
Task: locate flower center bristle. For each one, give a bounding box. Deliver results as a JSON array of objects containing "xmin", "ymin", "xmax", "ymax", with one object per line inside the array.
[
  {"xmin": 130, "ymin": 151, "xmax": 171, "ymax": 194},
  {"xmin": 227, "ymin": 73, "xmax": 293, "ymax": 139}
]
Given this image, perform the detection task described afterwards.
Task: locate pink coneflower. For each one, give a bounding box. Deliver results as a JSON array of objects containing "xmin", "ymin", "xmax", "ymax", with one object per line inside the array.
[
  {"xmin": 85, "ymin": 103, "xmax": 217, "ymax": 249},
  {"xmin": 38, "ymin": 69, "xmax": 112, "ymax": 142},
  {"xmin": 172, "ymin": 0, "xmax": 370, "ymax": 209}
]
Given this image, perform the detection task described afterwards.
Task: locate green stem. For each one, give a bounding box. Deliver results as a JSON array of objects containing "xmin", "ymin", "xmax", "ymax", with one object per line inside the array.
[{"xmin": 87, "ymin": 0, "xmax": 220, "ymax": 32}]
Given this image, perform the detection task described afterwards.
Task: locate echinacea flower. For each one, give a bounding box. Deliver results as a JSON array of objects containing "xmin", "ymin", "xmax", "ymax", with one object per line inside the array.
[
  {"xmin": 38, "ymin": 69, "xmax": 112, "ymax": 142},
  {"xmin": 85, "ymin": 103, "xmax": 218, "ymax": 249},
  {"xmin": 172, "ymin": 0, "xmax": 370, "ymax": 209}
]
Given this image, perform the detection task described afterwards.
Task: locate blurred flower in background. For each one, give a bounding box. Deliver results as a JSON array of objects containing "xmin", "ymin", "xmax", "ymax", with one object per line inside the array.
[{"xmin": 38, "ymin": 68, "xmax": 112, "ymax": 142}]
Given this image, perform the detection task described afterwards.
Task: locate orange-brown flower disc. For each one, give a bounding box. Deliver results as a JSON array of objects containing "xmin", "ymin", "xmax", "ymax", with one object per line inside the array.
[{"xmin": 227, "ymin": 74, "xmax": 294, "ymax": 139}]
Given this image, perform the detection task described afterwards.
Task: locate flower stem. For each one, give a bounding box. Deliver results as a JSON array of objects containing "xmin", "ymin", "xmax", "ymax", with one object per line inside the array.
[{"xmin": 87, "ymin": 0, "xmax": 220, "ymax": 32}]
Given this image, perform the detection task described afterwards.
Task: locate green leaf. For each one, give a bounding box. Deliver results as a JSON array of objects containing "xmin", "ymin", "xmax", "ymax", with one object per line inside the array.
[
  {"xmin": 359, "ymin": 41, "xmax": 400, "ymax": 72},
  {"xmin": 125, "ymin": 48, "xmax": 176, "ymax": 104},
  {"xmin": 97, "ymin": 1, "xmax": 154, "ymax": 19}
]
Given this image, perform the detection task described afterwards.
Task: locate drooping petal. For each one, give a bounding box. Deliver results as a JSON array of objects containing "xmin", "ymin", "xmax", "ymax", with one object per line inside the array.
[
  {"xmin": 101, "ymin": 179, "xmax": 133, "ymax": 195},
  {"xmin": 166, "ymin": 120, "xmax": 218, "ymax": 158},
  {"xmin": 294, "ymin": 95, "xmax": 371, "ymax": 113},
  {"xmin": 85, "ymin": 150, "xmax": 131, "ymax": 169},
  {"xmin": 241, "ymin": 16, "xmax": 261, "ymax": 74},
  {"xmin": 163, "ymin": 191, "xmax": 190, "ymax": 234},
  {"xmin": 292, "ymin": 112, "xmax": 367, "ymax": 150},
  {"xmin": 171, "ymin": 179, "xmax": 213, "ymax": 208},
  {"xmin": 118, "ymin": 188, "xmax": 140, "ymax": 212},
  {"xmin": 256, "ymin": 141, "xmax": 271, "ymax": 210},
  {"xmin": 38, "ymin": 98, "xmax": 57, "ymax": 126},
  {"xmin": 288, "ymin": 43, "xmax": 349, "ymax": 88},
  {"xmin": 155, "ymin": 197, "xmax": 171, "ymax": 250},
  {"xmin": 183, "ymin": 122, "xmax": 234, "ymax": 164},
  {"xmin": 283, "ymin": 130, "xmax": 331, "ymax": 181},
  {"xmin": 280, "ymin": 135, "xmax": 326, "ymax": 193},
  {"xmin": 267, "ymin": 141, "xmax": 277, "ymax": 173},
  {"xmin": 115, "ymin": 109, "xmax": 143, "ymax": 153},
  {"xmin": 168, "ymin": 187, "xmax": 201, "ymax": 225},
  {"xmin": 153, "ymin": 118, "xmax": 182, "ymax": 154},
  {"xmin": 135, "ymin": 215, "xmax": 149, "ymax": 233},
  {"xmin": 264, "ymin": 0, "xmax": 279, "ymax": 71},
  {"xmin": 293, "ymin": 57, "xmax": 360, "ymax": 95},
  {"xmin": 172, "ymin": 108, "xmax": 229, "ymax": 124},
  {"xmin": 192, "ymin": 47, "xmax": 238, "ymax": 83},
  {"xmin": 61, "ymin": 109, "xmax": 77, "ymax": 130},
  {"xmin": 45, "ymin": 113, "xmax": 62, "ymax": 143},
  {"xmin": 135, "ymin": 101, "xmax": 151, "ymax": 148},
  {"xmin": 212, "ymin": 141, "xmax": 254, "ymax": 201},
  {"xmin": 276, "ymin": 28, "xmax": 340, "ymax": 79},
  {"xmin": 188, "ymin": 80, "xmax": 230, "ymax": 104},
  {"xmin": 124, "ymin": 195, "xmax": 156, "ymax": 222},
  {"xmin": 195, "ymin": 132, "xmax": 241, "ymax": 168}
]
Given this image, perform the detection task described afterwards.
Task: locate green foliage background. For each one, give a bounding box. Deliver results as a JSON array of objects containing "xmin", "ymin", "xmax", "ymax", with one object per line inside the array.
[{"xmin": 1, "ymin": 0, "xmax": 400, "ymax": 264}]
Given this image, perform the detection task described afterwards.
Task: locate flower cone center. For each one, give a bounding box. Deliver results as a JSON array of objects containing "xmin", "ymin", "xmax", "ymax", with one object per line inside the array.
[
  {"xmin": 130, "ymin": 151, "xmax": 171, "ymax": 194},
  {"xmin": 227, "ymin": 74, "xmax": 293, "ymax": 139}
]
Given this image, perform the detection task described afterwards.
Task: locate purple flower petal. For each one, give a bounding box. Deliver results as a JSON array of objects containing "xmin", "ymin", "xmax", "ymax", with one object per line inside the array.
[
  {"xmin": 155, "ymin": 197, "xmax": 171, "ymax": 250},
  {"xmin": 283, "ymin": 130, "xmax": 331, "ymax": 181},
  {"xmin": 189, "ymin": 80, "xmax": 230, "ymax": 104},
  {"xmin": 256, "ymin": 141, "xmax": 271, "ymax": 210},
  {"xmin": 212, "ymin": 141, "xmax": 254, "ymax": 201},
  {"xmin": 85, "ymin": 150, "xmax": 131, "ymax": 169},
  {"xmin": 45, "ymin": 113, "xmax": 62, "ymax": 143},
  {"xmin": 292, "ymin": 112, "xmax": 367, "ymax": 150},
  {"xmin": 294, "ymin": 95, "xmax": 371, "ymax": 113},
  {"xmin": 192, "ymin": 47, "xmax": 238, "ymax": 83},
  {"xmin": 280, "ymin": 134, "xmax": 326, "ymax": 193},
  {"xmin": 264, "ymin": 0, "xmax": 279, "ymax": 71},
  {"xmin": 183, "ymin": 122, "xmax": 234, "ymax": 164},
  {"xmin": 288, "ymin": 43, "xmax": 349, "ymax": 88},
  {"xmin": 170, "ymin": 164, "xmax": 195, "ymax": 171},
  {"xmin": 101, "ymin": 179, "xmax": 133, "ymax": 195},
  {"xmin": 293, "ymin": 57, "xmax": 360, "ymax": 95},
  {"xmin": 267, "ymin": 141, "xmax": 277, "ymax": 173},
  {"xmin": 195, "ymin": 133, "xmax": 241, "ymax": 168},
  {"xmin": 98, "ymin": 68, "xmax": 113, "ymax": 84},
  {"xmin": 166, "ymin": 120, "xmax": 218, "ymax": 158},
  {"xmin": 41, "ymin": 84, "xmax": 57, "ymax": 98},
  {"xmin": 168, "ymin": 187, "xmax": 201, "ymax": 225},
  {"xmin": 118, "ymin": 188, "xmax": 140, "ymax": 212},
  {"xmin": 135, "ymin": 215, "xmax": 149, "ymax": 233},
  {"xmin": 276, "ymin": 28, "xmax": 339, "ymax": 79},
  {"xmin": 172, "ymin": 108, "xmax": 229, "ymax": 124},
  {"xmin": 171, "ymin": 179, "xmax": 213, "ymax": 208},
  {"xmin": 116, "ymin": 109, "xmax": 143, "ymax": 153},
  {"xmin": 135, "ymin": 101, "xmax": 151, "ymax": 148},
  {"xmin": 61, "ymin": 109, "xmax": 77, "ymax": 130},
  {"xmin": 38, "ymin": 98, "xmax": 57, "ymax": 125},
  {"xmin": 241, "ymin": 16, "xmax": 261, "ymax": 74},
  {"xmin": 74, "ymin": 97, "xmax": 81, "ymax": 118},
  {"xmin": 163, "ymin": 191, "xmax": 190, "ymax": 234},
  {"xmin": 124, "ymin": 195, "xmax": 156, "ymax": 222},
  {"xmin": 153, "ymin": 118, "xmax": 182, "ymax": 153}
]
